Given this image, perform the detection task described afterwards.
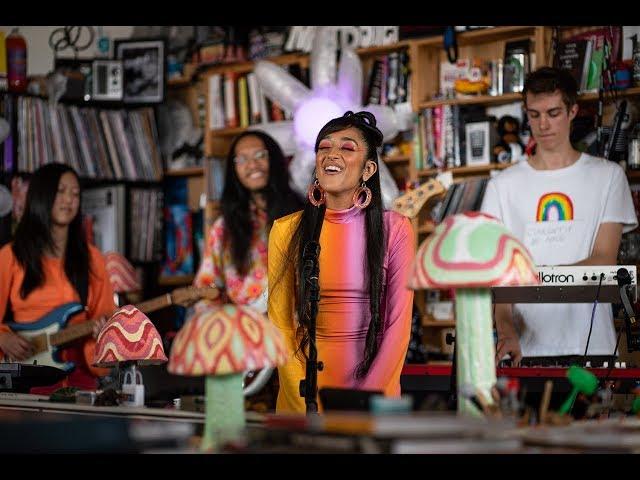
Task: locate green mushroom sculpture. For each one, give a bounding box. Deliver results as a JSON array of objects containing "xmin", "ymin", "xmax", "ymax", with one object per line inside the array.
[
  {"xmin": 408, "ymin": 212, "xmax": 538, "ymax": 416},
  {"xmin": 168, "ymin": 304, "xmax": 288, "ymax": 451}
]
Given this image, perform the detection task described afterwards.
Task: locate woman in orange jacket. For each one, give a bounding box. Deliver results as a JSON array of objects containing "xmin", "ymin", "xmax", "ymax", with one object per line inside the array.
[{"xmin": 0, "ymin": 163, "xmax": 116, "ymax": 386}]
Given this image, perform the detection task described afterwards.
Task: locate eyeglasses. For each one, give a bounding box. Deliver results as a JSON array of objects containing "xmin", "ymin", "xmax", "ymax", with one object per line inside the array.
[{"xmin": 233, "ymin": 149, "xmax": 269, "ymax": 165}]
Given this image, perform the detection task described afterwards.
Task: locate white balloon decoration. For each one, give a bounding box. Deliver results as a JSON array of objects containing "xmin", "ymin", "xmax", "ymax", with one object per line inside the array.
[{"xmin": 253, "ymin": 26, "xmax": 401, "ymax": 208}]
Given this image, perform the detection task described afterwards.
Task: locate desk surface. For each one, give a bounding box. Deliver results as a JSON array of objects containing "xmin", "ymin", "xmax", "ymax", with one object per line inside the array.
[{"xmin": 0, "ymin": 397, "xmax": 265, "ymax": 424}]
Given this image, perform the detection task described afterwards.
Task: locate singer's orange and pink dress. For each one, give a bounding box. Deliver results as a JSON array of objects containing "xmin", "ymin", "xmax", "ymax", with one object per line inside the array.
[{"xmin": 268, "ymin": 206, "xmax": 415, "ymax": 413}]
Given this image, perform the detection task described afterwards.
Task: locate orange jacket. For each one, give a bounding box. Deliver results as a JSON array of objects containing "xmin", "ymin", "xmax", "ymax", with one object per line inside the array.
[{"xmin": 0, "ymin": 243, "xmax": 117, "ymax": 376}]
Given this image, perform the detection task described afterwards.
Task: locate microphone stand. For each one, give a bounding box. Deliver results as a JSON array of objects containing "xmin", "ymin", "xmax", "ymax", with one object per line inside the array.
[{"xmin": 299, "ymin": 240, "xmax": 323, "ymax": 414}]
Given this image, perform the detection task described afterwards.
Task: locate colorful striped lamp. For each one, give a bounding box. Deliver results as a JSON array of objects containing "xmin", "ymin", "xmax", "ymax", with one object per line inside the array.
[
  {"xmin": 93, "ymin": 305, "xmax": 167, "ymax": 407},
  {"xmin": 408, "ymin": 212, "xmax": 538, "ymax": 416},
  {"xmin": 168, "ymin": 304, "xmax": 287, "ymax": 451}
]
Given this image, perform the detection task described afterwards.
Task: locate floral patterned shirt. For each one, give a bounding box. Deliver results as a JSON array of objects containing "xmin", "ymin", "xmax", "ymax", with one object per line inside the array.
[{"xmin": 193, "ymin": 205, "xmax": 268, "ymax": 313}]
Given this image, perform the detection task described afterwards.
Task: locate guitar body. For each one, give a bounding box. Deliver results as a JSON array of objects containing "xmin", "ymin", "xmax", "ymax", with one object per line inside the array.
[{"xmin": 5, "ymin": 302, "xmax": 84, "ymax": 372}]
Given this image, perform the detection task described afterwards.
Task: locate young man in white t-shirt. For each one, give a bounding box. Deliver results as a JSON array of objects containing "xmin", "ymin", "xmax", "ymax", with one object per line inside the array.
[{"xmin": 481, "ymin": 67, "xmax": 638, "ymax": 364}]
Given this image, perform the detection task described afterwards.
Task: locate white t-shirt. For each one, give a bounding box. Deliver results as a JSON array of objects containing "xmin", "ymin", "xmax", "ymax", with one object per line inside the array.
[{"xmin": 481, "ymin": 153, "xmax": 638, "ymax": 357}]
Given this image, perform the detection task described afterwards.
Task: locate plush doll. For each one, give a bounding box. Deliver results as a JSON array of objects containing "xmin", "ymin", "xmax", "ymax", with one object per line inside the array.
[{"xmin": 493, "ymin": 115, "xmax": 525, "ymax": 163}]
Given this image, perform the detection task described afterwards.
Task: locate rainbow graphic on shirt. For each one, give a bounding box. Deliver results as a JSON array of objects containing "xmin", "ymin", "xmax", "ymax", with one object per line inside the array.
[{"xmin": 536, "ymin": 192, "xmax": 574, "ymax": 221}]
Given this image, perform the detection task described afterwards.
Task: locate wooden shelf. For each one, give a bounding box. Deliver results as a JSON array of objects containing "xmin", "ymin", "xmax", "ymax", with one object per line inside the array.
[
  {"xmin": 209, "ymin": 126, "xmax": 248, "ymax": 137},
  {"xmin": 164, "ymin": 167, "xmax": 204, "ymax": 177},
  {"xmin": 420, "ymin": 86, "xmax": 640, "ymax": 109},
  {"xmin": 414, "ymin": 26, "xmax": 535, "ymax": 48},
  {"xmin": 355, "ymin": 40, "xmax": 411, "ymax": 56},
  {"xmin": 419, "ymin": 92, "xmax": 522, "ymax": 109},
  {"xmin": 627, "ymin": 169, "xmax": 640, "ymax": 182},
  {"xmin": 417, "ymin": 163, "xmax": 513, "ymax": 178},
  {"xmin": 578, "ymin": 86, "xmax": 640, "ymax": 102},
  {"xmin": 158, "ymin": 274, "xmax": 194, "ymax": 287},
  {"xmin": 199, "ymin": 52, "xmax": 308, "ymax": 76},
  {"xmin": 382, "ymin": 154, "xmax": 411, "ymax": 164},
  {"xmin": 167, "ymin": 76, "xmax": 192, "ymax": 88}
]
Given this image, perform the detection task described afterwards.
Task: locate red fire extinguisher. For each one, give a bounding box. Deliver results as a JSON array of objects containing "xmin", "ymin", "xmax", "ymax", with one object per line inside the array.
[{"xmin": 6, "ymin": 28, "xmax": 27, "ymax": 93}]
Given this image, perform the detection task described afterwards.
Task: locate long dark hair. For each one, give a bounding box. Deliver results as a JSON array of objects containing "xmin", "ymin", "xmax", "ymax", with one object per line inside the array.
[
  {"xmin": 12, "ymin": 163, "xmax": 90, "ymax": 306},
  {"xmin": 280, "ymin": 111, "xmax": 385, "ymax": 379},
  {"xmin": 222, "ymin": 130, "xmax": 302, "ymax": 275}
]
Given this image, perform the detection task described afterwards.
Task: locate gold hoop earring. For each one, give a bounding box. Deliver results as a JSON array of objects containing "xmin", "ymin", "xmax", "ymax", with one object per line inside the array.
[
  {"xmin": 307, "ymin": 178, "xmax": 326, "ymax": 207},
  {"xmin": 352, "ymin": 181, "xmax": 372, "ymax": 209}
]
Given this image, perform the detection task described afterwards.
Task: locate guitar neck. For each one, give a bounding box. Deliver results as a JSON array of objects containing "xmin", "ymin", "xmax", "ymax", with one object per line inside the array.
[
  {"xmin": 48, "ymin": 288, "xmax": 217, "ymax": 347},
  {"xmin": 136, "ymin": 294, "xmax": 173, "ymax": 315},
  {"xmin": 50, "ymin": 321, "xmax": 95, "ymax": 347}
]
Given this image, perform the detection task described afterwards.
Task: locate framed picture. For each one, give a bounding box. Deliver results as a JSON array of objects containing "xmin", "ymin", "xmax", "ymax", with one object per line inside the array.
[
  {"xmin": 465, "ymin": 121, "xmax": 493, "ymax": 166},
  {"xmin": 114, "ymin": 38, "xmax": 165, "ymax": 104}
]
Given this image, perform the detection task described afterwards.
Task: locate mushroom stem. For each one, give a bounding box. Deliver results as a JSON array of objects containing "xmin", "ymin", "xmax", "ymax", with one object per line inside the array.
[
  {"xmin": 455, "ymin": 288, "xmax": 497, "ymax": 416},
  {"xmin": 202, "ymin": 373, "xmax": 245, "ymax": 452}
]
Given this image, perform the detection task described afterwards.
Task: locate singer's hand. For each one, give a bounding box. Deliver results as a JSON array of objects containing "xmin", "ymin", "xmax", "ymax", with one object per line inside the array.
[{"xmin": 495, "ymin": 334, "xmax": 522, "ymax": 366}]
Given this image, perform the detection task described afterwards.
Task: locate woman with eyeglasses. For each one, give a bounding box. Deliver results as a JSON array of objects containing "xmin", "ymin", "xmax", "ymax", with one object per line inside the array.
[
  {"xmin": 268, "ymin": 111, "xmax": 415, "ymax": 413},
  {"xmin": 191, "ymin": 131, "xmax": 303, "ymax": 400},
  {"xmin": 194, "ymin": 130, "xmax": 302, "ymax": 309}
]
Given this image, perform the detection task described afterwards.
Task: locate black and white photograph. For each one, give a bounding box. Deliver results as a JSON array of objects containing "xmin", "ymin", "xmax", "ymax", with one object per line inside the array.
[{"xmin": 114, "ymin": 38, "xmax": 165, "ymax": 103}]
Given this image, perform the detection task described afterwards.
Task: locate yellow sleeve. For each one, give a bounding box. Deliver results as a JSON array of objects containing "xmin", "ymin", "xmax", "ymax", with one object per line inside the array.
[{"xmin": 268, "ymin": 215, "xmax": 306, "ymax": 413}]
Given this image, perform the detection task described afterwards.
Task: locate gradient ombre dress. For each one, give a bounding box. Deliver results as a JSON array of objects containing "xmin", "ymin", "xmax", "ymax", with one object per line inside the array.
[{"xmin": 268, "ymin": 206, "xmax": 415, "ymax": 413}]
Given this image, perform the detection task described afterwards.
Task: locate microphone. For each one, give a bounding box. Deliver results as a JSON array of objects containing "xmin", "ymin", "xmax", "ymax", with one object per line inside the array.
[{"xmin": 617, "ymin": 268, "xmax": 636, "ymax": 324}]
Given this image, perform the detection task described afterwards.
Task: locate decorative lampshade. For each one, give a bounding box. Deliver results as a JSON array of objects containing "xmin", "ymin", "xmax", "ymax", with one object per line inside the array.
[
  {"xmin": 104, "ymin": 251, "xmax": 142, "ymax": 294},
  {"xmin": 409, "ymin": 212, "xmax": 538, "ymax": 290},
  {"xmin": 93, "ymin": 305, "xmax": 167, "ymax": 368},
  {"xmin": 168, "ymin": 303, "xmax": 287, "ymax": 376},
  {"xmin": 168, "ymin": 304, "xmax": 288, "ymax": 451},
  {"xmin": 408, "ymin": 212, "xmax": 538, "ymax": 416}
]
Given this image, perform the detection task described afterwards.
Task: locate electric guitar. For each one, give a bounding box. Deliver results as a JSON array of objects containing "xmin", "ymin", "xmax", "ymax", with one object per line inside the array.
[
  {"xmin": 4, "ymin": 286, "xmax": 220, "ymax": 372},
  {"xmin": 392, "ymin": 178, "xmax": 446, "ymax": 219}
]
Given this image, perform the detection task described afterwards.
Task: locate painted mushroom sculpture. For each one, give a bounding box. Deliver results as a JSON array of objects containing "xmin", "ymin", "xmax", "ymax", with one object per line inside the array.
[
  {"xmin": 408, "ymin": 212, "xmax": 538, "ymax": 415},
  {"xmin": 168, "ymin": 304, "xmax": 288, "ymax": 451}
]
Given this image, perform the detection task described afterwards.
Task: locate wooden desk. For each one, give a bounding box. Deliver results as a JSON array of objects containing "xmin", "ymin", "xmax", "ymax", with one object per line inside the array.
[
  {"xmin": 0, "ymin": 396, "xmax": 264, "ymax": 453},
  {"xmin": 0, "ymin": 397, "xmax": 265, "ymax": 424}
]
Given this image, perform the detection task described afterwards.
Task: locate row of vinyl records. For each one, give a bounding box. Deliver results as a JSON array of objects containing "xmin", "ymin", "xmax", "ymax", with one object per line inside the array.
[
  {"xmin": 82, "ymin": 185, "xmax": 163, "ymax": 262},
  {"xmin": 0, "ymin": 94, "xmax": 164, "ymax": 181},
  {"xmin": 430, "ymin": 177, "xmax": 489, "ymax": 224}
]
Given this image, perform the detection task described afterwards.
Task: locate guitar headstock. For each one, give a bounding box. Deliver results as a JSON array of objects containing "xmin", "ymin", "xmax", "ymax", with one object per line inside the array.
[
  {"xmin": 171, "ymin": 287, "xmax": 220, "ymax": 306},
  {"xmin": 392, "ymin": 179, "xmax": 446, "ymax": 218}
]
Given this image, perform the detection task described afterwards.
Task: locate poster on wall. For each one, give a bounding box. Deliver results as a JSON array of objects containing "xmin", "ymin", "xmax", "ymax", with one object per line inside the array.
[{"xmin": 114, "ymin": 38, "xmax": 165, "ymax": 103}]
